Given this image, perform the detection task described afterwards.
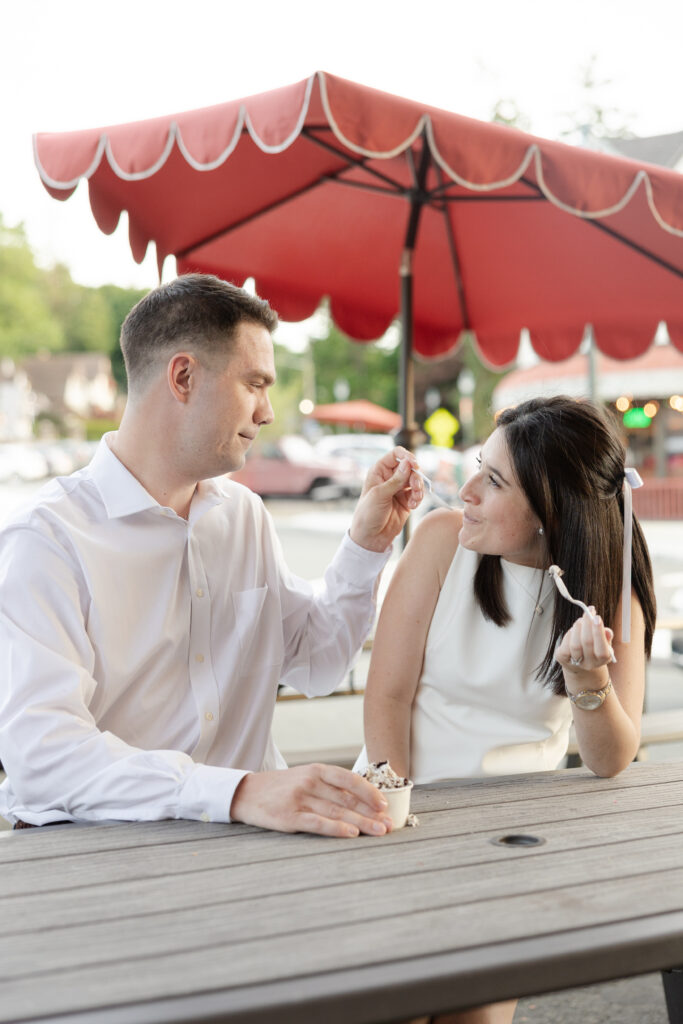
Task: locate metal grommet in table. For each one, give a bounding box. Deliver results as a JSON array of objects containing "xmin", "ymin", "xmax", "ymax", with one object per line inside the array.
[{"xmin": 490, "ymin": 833, "xmax": 546, "ymax": 847}]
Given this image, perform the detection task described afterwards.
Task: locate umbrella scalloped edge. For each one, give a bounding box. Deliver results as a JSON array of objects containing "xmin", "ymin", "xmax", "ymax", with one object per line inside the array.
[{"xmin": 33, "ymin": 71, "xmax": 683, "ymax": 241}]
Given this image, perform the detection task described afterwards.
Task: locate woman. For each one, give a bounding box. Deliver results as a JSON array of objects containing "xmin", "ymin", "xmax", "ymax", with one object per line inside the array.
[{"xmin": 360, "ymin": 397, "xmax": 656, "ymax": 1024}]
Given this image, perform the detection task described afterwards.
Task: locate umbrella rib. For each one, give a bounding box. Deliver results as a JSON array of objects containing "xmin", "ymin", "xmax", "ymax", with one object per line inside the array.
[
  {"xmin": 302, "ymin": 127, "xmax": 407, "ymax": 192},
  {"xmin": 438, "ymin": 194, "xmax": 545, "ymax": 202},
  {"xmin": 321, "ymin": 176, "xmax": 406, "ymax": 198},
  {"xmin": 176, "ymin": 168, "xmax": 351, "ymax": 259},
  {"xmin": 584, "ymin": 219, "xmax": 683, "ymax": 280},
  {"xmin": 435, "ymin": 166, "xmax": 471, "ymax": 331},
  {"xmin": 514, "ymin": 173, "xmax": 683, "ymax": 279}
]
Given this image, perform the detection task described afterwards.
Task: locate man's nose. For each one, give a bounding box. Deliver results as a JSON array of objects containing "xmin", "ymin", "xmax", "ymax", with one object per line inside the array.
[{"xmin": 257, "ymin": 392, "xmax": 275, "ymax": 426}]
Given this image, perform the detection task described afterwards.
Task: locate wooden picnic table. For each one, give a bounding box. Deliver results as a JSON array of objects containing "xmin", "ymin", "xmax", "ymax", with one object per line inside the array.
[{"xmin": 2, "ymin": 761, "xmax": 683, "ymax": 1024}]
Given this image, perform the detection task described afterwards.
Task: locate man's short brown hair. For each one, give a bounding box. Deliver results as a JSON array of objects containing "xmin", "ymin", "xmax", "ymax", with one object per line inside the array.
[{"xmin": 120, "ymin": 274, "xmax": 279, "ymax": 390}]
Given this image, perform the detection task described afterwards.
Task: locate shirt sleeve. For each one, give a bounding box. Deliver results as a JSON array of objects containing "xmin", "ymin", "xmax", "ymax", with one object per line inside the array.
[
  {"xmin": 262, "ymin": 511, "xmax": 392, "ymax": 697},
  {"xmin": 0, "ymin": 525, "xmax": 246, "ymax": 826}
]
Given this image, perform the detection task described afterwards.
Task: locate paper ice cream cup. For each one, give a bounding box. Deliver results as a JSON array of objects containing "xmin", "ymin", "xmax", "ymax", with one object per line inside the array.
[{"xmin": 383, "ymin": 782, "xmax": 413, "ymax": 830}]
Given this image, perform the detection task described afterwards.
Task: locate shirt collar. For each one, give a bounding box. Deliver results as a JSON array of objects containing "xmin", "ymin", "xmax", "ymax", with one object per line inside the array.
[
  {"xmin": 89, "ymin": 434, "xmax": 161, "ymax": 519},
  {"xmin": 89, "ymin": 433, "xmax": 228, "ymax": 521}
]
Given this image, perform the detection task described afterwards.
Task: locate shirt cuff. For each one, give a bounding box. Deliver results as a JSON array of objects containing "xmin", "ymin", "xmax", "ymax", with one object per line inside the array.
[
  {"xmin": 178, "ymin": 763, "xmax": 251, "ymax": 823},
  {"xmin": 329, "ymin": 531, "xmax": 392, "ymax": 590}
]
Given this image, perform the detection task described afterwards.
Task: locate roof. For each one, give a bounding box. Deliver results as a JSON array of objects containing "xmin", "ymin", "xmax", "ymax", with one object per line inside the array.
[
  {"xmin": 21, "ymin": 353, "xmax": 113, "ymax": 413},
  {"xmin": 493, "ymin": 343, "xmax": 683, "ymax": 409},
  {"xmin": 608, "ymin": 131, "xmax": 683, "ymax": 170}
]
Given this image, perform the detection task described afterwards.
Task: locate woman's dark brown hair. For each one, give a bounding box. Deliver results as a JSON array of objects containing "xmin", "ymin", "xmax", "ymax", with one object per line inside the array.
[{"xmin": 474, "ymin": 396, "xmax": 656, "ymax": 694}]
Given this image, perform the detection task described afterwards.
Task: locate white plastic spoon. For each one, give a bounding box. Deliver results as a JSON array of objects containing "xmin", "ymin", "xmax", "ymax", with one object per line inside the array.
[{"xmin": 548, "ymin": 565, "xmax": 617, "ymax": 663}]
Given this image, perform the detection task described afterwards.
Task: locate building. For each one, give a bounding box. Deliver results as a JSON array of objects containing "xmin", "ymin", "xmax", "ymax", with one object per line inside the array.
[{"xmin": 20, "ymin": 352, "xmax": 118, "ymax": 436}]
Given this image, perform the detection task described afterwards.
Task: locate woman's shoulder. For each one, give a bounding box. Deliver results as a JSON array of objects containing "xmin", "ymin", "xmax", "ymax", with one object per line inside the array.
[{"xmin": 408, "ymin": 507, "xmax": 463, "ymax": 581}]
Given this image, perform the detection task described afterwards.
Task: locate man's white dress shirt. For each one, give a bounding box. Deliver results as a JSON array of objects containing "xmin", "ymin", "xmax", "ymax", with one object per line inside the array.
[{"xmin": 0, "ymin": 437, "xmax": 389, "ymax": 826}]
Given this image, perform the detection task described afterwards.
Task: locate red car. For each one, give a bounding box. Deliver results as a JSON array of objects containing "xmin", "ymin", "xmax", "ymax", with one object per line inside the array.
[{"xmin": 229, "ymin": 435, "xmax": 361, "ymax": 499}]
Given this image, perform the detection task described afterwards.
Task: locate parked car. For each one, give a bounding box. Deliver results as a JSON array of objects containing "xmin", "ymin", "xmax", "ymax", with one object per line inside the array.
[
  {"xmin": 35, "ymin": 441, "xmax": 78, "ymax": 477},
  {"xmin": 0, "ymin": 443, "xmax": 50, "ymax": 482},
  {"xmin": 228, "ymin": 435, "xmax": 361, "ymax": 499},
  {"xmin": 314, "ymin": 433, "xmax": 464, "ymax": 506}
]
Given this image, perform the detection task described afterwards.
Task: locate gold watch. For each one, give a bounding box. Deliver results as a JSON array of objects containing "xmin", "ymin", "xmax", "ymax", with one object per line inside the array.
[{"xmin": 567, "ymin": 678, "xmax": 613, "ymax": 711}]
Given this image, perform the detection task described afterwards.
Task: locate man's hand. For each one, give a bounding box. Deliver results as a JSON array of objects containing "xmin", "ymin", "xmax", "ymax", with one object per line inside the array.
[
  {"xmin": 230, "ymin": 763, "xmax": 394, "ymax": 837},
  {"xmin": 349, "ymin": 447, "xmax": 424, "ymax": 553}
]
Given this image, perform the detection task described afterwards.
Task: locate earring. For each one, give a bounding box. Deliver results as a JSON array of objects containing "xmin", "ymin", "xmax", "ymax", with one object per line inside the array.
[{"xmin": 538, "ymin": 526, "xmax": 544, "ymax": 536}]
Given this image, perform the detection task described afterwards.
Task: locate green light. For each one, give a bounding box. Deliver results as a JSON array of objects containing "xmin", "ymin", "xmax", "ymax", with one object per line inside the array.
[{"xmin": 623, "ymin": 407, "xmax": 652, "ymax": 429}]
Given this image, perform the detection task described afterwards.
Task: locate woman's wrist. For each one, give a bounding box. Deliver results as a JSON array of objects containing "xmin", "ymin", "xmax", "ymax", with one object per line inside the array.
[{"xmin": 563, "ymin": 665, "xmax": 611, "ymax": 696}]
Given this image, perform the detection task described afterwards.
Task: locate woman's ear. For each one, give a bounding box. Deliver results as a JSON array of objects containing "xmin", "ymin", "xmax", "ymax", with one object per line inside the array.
[{"xmin": 167, "ymin": 353, "xmax": 197, "ymax": 403}]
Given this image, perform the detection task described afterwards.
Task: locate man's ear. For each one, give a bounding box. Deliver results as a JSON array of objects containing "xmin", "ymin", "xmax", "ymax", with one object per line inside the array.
[{"xmin": 167, "ymin": 353, "xmax": 197, "ymax": 403}]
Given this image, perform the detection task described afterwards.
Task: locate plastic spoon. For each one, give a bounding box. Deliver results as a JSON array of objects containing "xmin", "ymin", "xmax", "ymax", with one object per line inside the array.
[
  {"xmin": 413, "ymin": 469, "xmax": 453, "ymax": 510},
  {"xmin": 548, "ymin": 565, "xmax": 617, "ymax": 662}
]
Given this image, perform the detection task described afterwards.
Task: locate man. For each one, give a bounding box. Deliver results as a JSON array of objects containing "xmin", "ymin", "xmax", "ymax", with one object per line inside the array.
[{"xmin": 0, "ymin": 274, "xmax": 423, "ymax": 838}]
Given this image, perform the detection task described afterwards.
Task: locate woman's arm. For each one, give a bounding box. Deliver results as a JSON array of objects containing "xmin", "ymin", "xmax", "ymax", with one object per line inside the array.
[
  {"xmin": 363, "ymin": 508, "xmax": 461, "ymax": 778},
  {"xmin": 555, "ymin": 591, "xmax": 646, "ymax": 777}
]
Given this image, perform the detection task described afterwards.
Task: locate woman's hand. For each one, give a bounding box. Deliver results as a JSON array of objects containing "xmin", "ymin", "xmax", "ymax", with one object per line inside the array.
[{"xmin": 555, "ymin": 607, "xmax": 615, "ymax": 677}]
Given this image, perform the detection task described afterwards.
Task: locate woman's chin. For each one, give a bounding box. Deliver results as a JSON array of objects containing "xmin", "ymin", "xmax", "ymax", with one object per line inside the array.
[{"xmin": 458, "ymin": 527, "xmax": 477, "ymax": 551}]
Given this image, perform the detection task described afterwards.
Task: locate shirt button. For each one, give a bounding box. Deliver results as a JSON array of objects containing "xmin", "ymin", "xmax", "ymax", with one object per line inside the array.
[
  {"xmin": 195, "ymin": 653, "xmax": 204, "ymax": 663},
  {"xmin": 196, "ymin": 588, "xmax": 204, "ymax": 598},
  {"xmin": 200, "ymin": 812, "xmax": 211, "ymax": 823},
  {"xmin": 205, "ymin": 711, "xmax": 214, "ymax": 722}
]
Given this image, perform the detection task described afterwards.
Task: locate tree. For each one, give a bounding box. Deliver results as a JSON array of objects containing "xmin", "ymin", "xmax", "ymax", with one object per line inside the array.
[
  {"xmin": 43, "ymin": 264, "xmax": 116, "ymax": 354},
  {"xmin": 560, "ymin": 55, "xmax": 633, "ymax": 143},
  {"xmin": 0, "ymin": 216, "xmax": 64, "ymax": 358},
  {"xmin": 98, "ymin": 284, "xmax": 148, "ymax": 391},
  {"xmin": 310, "ymin": 320, "xmax": 399, "ymax": 411}
]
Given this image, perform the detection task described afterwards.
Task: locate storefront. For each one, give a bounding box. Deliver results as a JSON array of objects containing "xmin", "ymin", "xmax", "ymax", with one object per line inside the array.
[{"xmin": 492, "ymin": 342, "xmax": 683, "ymax": 518}]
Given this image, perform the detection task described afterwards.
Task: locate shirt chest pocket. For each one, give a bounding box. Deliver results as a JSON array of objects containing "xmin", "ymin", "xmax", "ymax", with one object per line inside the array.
[{"xmin": 231, "ymin": 585, "xmax": 283, "ymax": 670}]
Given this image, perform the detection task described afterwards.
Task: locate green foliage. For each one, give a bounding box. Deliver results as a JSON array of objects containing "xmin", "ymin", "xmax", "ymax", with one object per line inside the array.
[
  {"xmin": 461, "ymin": 332, "xmax": 506, "ymax": 441},
  {"xmin": 83, "ymin": 417, "xmax": 120, "ymax": 441},
  {"xmin": 310, "ymin": 323, "xmax": 399, "ymax": 410},
  {"xmin": 0, "ymin": 215, "xmax": 145, "ymax": 392},
  {"xmin": 0, "ymin": 216, "xmax": 64, "ymax": 357},
  {"xmin": 98, "ymin": 284, "xmax": 147, "ymax": 392}
]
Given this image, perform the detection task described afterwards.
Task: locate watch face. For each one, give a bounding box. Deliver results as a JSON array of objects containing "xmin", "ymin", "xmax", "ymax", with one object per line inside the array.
[{"xmin": 575, "ymin": 692, "xmax": 603, "ymax": 710}]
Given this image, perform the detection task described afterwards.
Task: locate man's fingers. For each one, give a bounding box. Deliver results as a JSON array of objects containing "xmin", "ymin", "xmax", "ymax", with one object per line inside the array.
[
  {"xmin": 313, "ymin": 779, "xmax": 393, "ymax": 828},
  {"xmin": 299, "ymin": 798, "xmax": 391, "ymax": 837},
  {"xmin": 316, "ymin": 763, "xmax": 389, "ymax": 813}
]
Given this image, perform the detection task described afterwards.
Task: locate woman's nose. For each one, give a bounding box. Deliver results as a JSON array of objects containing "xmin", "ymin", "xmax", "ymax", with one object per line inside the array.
[{"xmin": 459, "ymin": 474, "xmax": 479, "ymax": 504}]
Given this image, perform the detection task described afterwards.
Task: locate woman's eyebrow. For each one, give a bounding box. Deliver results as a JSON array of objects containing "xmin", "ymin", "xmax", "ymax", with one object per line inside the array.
[{"xmin": 484, "ymin": 460, "xmax": 510, "ymax": 485}]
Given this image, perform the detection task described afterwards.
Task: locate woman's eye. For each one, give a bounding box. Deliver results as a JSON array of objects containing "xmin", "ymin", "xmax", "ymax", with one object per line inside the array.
[
  {"xmin": 475, "ymin": 455, "xmax": 482, "ymax": 468},
  {"xmin": 489, "ymin": 475, "xmax": 500, "ymax": 488}
]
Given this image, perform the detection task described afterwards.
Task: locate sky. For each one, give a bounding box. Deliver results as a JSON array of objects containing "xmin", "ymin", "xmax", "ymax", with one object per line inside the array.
[{"xmin": 4, "ymin": 0, "xmax": 683, "ymax": 298}]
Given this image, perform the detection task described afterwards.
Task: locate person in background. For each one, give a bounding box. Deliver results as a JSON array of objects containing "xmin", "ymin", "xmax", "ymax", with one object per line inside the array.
[
  {"xmin": 359, "ymin": 396, "xmax": 656, "ymax": 1024},
  {"xmin": 0, "ymin": 273, "xmax": 423, "ymax": 838}
]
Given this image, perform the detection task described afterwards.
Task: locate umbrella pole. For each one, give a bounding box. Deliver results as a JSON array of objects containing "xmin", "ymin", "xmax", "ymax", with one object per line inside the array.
[
  {"xmin": 396, "ymin": 247, "xmax": 424, "ymax": 546},
  {"xmin": 398, "ymin": 247, "xmax": 416, "ymax": 448},
  {"xmin": 394, "ymin": 136, "xmax": 431, "ymax": 545}
]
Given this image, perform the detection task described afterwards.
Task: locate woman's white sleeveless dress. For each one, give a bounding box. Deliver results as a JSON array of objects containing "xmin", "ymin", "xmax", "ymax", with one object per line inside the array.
[{"xmin": 356, "ymin": 545, "xmax": 572, "ymax": 783}]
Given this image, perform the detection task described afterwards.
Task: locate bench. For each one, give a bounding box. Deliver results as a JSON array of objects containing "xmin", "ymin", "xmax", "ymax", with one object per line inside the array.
[
  {"xmin": 278, "ymin": 622, "xmax": 683, "ymax": 769},
  {"xmin": 278, "ymin": 699, "xmax": 683, "ymax": 771},
  {"xmin": 567, "ymin": 707, "xmax": 683, "ymax": 764}
]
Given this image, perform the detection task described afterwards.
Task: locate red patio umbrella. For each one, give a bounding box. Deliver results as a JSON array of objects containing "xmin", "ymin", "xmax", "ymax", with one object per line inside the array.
[
  {"xmin": 34, "ymin": 71, "xmax": 683, "ymax": 444},
  {"xmin": 309, "ymin": 400, "xmax": 401, "ymax": 433}
]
